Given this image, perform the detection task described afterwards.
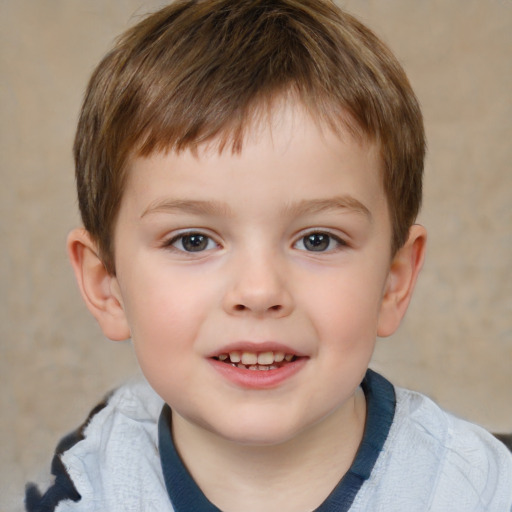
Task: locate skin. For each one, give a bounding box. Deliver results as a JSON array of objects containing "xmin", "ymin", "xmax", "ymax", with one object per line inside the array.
[{"xmin": 68, "ymin": 102, "xmax": 426, "ymax": 512}]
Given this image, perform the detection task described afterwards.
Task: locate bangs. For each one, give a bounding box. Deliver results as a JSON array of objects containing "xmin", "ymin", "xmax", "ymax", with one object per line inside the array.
[{"xmin": 74, "ymin": 0, "xmax": 424, "ymax": 272}]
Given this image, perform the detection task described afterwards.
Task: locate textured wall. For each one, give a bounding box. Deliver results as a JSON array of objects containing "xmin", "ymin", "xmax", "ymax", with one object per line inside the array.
[{"xmin": 1, "ymin": 1, "xmax": 511, "ymax": 510}]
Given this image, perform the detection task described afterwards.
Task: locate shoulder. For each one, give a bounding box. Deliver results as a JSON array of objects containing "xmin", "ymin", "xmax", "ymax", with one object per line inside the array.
[
  {"xmin": 25, "ymin": 378, "xmax": 173, "ymax": 512},
  {"xmin": 352, "ymin": 382, "xmax": 512, "ymax": 511},
  {"xmin": 395, "ymin": 386, "xmax": 512, "ymax": 463},
  {"xmin": 382, "ymin": 386, "xmax": 512, "ymax": 510}
]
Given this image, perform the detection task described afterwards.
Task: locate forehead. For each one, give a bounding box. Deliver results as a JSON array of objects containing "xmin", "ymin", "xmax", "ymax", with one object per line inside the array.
[
  {"xmin": 132, "ymin": 90, "xmax": 373, "ymax": 157},
  {"xmin": 131, "ymin": 98, "xmax": 380, "ymax": 175},
  {"xmin": 120, "ymin": 101, "xmax": 387, "ymax": 224}
]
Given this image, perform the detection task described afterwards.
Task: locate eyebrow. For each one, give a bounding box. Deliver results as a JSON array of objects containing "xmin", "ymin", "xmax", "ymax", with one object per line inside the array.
[
  {"xmin": 141, "ymin": 199, "xmax": 233, "ymax": 218},
  {"xmin": 141, "ymin": 195, "xmax": 371, "ymax": 220},
  {"xmin": 284, "ymin": 196, "xmax": 372, "ymax": 220}
]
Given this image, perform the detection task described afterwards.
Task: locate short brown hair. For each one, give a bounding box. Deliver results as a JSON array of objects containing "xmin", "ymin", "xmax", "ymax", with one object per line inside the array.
[{"xmin": 74, "ymin": 0, "xmax": 425, "ymax": 273}]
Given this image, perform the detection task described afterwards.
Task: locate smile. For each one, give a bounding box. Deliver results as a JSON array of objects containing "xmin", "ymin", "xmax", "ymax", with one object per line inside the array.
[
  {"xmin": 208, "ymin": 343, "xmax": 308, "ymax": 388},
  {"xmin": 213, "ymin": 351, "xmax": 297, "ymax": 371}
]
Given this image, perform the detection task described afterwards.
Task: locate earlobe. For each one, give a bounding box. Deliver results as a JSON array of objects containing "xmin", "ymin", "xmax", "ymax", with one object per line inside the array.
[
  {"xmin": 377, "ymin": 225, "xmax": 427, "ymax": 337},
  {"xmin": 67, "ymin": 228, "xmax": 131, "ymax": 341}
]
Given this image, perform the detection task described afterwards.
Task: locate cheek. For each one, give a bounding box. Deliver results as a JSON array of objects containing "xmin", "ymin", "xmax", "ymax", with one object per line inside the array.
[
  {"xmin": 121, "ymin": 275, "xmax": 208, "ymax": 402},
  {"xmin": 307, "ymin": 269, "xmax": 386, "ymax": 345},
  {"xmin": 121, "ymin": 261, "xmax": 229, "ymax": 364},
  {"xmin": 119, "ymin": 268, "xmax": 210, "ymax": 354}
]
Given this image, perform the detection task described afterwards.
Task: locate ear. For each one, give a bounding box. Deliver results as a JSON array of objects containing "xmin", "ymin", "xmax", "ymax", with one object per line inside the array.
[
  {"xmin": 67, "ymin": 228, "xmax": 131, "ymax": 341},
  {"xmin": 377, "ymin": 224, "xmax": 427, "ymax": 337}
]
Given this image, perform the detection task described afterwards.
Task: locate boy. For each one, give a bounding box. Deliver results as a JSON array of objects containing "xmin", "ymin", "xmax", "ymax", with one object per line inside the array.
[{"xmin": 26, "ymin": 0, "xmax": 512, "ymax": 510}]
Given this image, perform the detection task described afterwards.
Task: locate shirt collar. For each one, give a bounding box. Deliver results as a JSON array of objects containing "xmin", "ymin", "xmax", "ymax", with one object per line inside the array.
[{"xmin": 158, "ymin": 369, "xmax": 395, "ymax": 512}]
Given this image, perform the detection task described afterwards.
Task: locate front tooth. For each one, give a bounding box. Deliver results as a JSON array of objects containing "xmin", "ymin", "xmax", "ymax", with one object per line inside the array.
[
  {"xmin": 241, "ymin": 352, "xmax": 258, "ymax": 365},
  {"xmin": 257, "ymin": 352, "xmax": 274, "ymax": 365},
  {"xmin": 229, "ymin": 351, "xmax": 241, "ymax": 363},
  {"xmin": 274, "ymin": 352, "xmax": 285, "ymax": 362}
]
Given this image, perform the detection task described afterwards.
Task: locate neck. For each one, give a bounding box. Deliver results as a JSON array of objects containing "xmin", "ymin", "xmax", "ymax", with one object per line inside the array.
[{"xmin": 171, "ymin": 387, "xmax": 366, "ymax": 512}]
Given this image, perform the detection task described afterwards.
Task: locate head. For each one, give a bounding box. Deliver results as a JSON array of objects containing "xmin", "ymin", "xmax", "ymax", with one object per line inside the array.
[
  {"xmin": 68, "ymin": 0, "xmax": 427, "ymax": 448},
  {"xmin": 74, "ymin": 0, "xmax": 425, "ymax": 275}
]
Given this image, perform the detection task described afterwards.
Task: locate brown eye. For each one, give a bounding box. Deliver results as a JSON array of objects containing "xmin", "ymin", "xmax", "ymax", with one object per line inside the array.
[
  {"xmin": 294, "ymin": 232, "xmax": 345, "ymax": 252},
  {"xmin": 182, "ymin": 234, "xmax": 208, "ymax": 251},
  {"xmin": 171, "ymin": 233, "xmax": 215, "ymax": 252},
  {"xmin": 303, "ymin": 233, "xmax": 330, "ymax": 251}
]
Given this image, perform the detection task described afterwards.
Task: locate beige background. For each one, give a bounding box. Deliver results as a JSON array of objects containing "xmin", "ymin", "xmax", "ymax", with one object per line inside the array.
[{"xmin": 1, "ymin": 1, "xmax": 511, "ymax": 510}]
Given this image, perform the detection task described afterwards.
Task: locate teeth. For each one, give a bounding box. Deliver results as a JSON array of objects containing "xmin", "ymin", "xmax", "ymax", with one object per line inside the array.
[
  {"xmin": 274, "ymin": 352, "xmax": 285, "ymax": 362},
  {"xmin": 241, "ymin": 352, "xmax": 258, "ymax": 365},
  {"xmin": 229, "ymin": 351, "xmax": 241, "ymax": 363},
  {"xmin": 249, "ymin": 365, "xmax": 273, "ymax": 371},
  {"xmin": 257, "ymin": 352, "xmax": 274, "ymax": 365},
  {"xmin": 221, "ymin": 351, "xmax": 297, "ymax": 366}
]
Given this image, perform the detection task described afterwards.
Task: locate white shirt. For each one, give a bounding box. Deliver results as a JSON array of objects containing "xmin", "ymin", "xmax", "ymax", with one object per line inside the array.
[{"xmin": 26, "ymin": 372, "xmax": 512, "ymax": 512}]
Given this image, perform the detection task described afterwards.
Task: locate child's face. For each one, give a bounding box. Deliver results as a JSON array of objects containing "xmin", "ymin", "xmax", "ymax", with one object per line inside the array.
[{"xmin": 111, "ymin": 103, "xmax": 397, "ymax": 445}]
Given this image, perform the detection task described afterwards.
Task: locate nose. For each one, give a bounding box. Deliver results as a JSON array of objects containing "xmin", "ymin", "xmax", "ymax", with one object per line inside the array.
[{"xmin": 222, "ymin": 251, "xmax": 294, "ymax": 318}]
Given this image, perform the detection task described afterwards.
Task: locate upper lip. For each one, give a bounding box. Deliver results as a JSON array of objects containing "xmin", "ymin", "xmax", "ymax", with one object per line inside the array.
[{"xmin": 207, "ymin": 341, "xmax": 307, "ymax": 358}]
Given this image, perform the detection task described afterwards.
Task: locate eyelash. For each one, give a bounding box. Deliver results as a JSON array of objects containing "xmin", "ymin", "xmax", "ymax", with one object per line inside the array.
[
  {"xmin": 162, "ymin": 230, "xmax": 347, "ymax": 254},
  {"xmin": 293, "ymin": 231, "xmax": 347, "ymax": 253},
  {"xmin": 163, "ymin": 231, "xmax": 219, "ymax": 254}
]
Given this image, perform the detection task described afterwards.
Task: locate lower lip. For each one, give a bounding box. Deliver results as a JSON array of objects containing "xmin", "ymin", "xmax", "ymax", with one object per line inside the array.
[{"xmin": 208, "ymin": 358, "xmax": 307, "ymax": 389}]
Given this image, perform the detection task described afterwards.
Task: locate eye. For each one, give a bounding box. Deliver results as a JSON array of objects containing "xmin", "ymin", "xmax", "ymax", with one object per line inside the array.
[
  {"xmin": 294, "ymin": 232, "xmax": 345, "ymax": 252},
  {"xmin": 168, "ymin": 232, "xmax": 217, "ymax": 253}
]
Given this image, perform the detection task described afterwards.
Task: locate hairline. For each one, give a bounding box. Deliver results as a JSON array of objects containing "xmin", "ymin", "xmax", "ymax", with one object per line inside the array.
[{"xmin": 105, "ymin": 97, "xmax": 387, "ymax": 272}]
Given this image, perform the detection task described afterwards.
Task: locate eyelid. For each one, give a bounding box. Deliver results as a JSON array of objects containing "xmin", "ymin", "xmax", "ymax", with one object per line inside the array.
[
  {"xmin": 292, "ymin": 229, "xmax": 348, "ymax": 252},
  {"xmin": 162, "ymin": 229, "xmax": 221, "ymax": 253}
]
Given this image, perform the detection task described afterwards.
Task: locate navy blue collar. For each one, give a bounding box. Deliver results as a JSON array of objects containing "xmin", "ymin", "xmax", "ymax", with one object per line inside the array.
[{"xmin": 158, "ymin": 369, "xmax": 395, "ymax": 512}]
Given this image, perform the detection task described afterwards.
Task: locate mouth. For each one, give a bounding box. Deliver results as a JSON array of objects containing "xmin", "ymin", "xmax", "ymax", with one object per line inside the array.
[
  {"xmin": 212, "ymin": 350, "xmax": 299, "ymax": 371},
  {"xmin": 208, "ymin": 345, "xmax": 307, "ymax": 388}
]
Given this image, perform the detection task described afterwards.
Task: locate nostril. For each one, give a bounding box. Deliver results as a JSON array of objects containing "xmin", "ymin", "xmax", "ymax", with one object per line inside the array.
[{"xmin": 232, "ymin": 304, "xmax": 282, "ymax": 313}]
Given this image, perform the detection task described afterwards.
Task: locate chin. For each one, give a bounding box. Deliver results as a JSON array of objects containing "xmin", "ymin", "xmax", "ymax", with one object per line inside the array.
[
  {"xmin": 205, "ymin": 413, "xmax": 311, "ymax": 447},
  {"xmin": 219, "ymin": 428, "xmax": 299, "ymax": 447}
]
